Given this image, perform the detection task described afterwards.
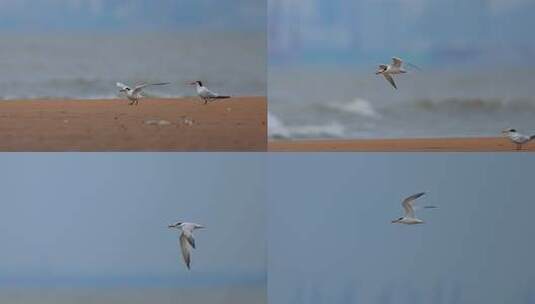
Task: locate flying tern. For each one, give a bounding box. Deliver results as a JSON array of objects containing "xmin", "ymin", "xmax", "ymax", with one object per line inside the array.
[
  {"xmin": 189, "ymin": 81, "xmax": 230, "ymax": 104},
  {"xmin": 391, "ymin": 192, "xmax": 436, "ymax": 225},
  {"xmin": 376, "ymin": 57, "xmax": 417, "ymax": 89},
  {"xmin": 502, "ymin": 128, "xmax": 535, "ymax": 150},
  {"xmin": 168, "ymin": 221, "xmax": 205, "ymax": 270},
  {"xmin": 116, "ymin": 82, "xmax": 169, "ymax": 105}
]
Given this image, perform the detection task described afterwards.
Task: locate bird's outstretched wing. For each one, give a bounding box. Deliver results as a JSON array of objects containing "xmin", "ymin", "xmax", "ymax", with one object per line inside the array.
[
  {"xmin": 133, "ymin": 82, "xmax": 170, "ymax": 94},
  {"xmin": 383, "ymin": 74, "xmax": 397, "ymax": 89},
  {"xmin": 391, "ymin": 57, "xmax": 403, "ymax": 68},
  {"xmin": 181, "ymin": 224, "xmax": 197, "ymax": 248},
  {"xmin": 179, "ymin": 233, "xmax": 192, "ymax": 270},
  {"xmin": 402, "ymin": 192, "xmax": 425, "ymax": 218},
  {"xmin": 183, "ymin": 231, "xmax": 196, "ymax": 249},
  {"xmin": 116, "ymin": 82, "xmax": 130, "ymax": 90}
]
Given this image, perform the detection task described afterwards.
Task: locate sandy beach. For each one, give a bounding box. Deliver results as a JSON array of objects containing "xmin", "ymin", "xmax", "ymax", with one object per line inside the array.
[
  {"xmin": 269, "ymin": 137, "xmax": 535, "ymax": 152},
  {"xmin": 0, "ymin": 97, "xmax": 266, "ymax": 151}
]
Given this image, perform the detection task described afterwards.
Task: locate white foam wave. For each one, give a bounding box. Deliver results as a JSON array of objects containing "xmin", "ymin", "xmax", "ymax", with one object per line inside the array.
[
  {"xmin": 268, "ymin": 112, "xmax": 346, "ymax": 139},
  {"xmin": 268, "ymin": 112, "xmax": 291, "ymax": 138},
  {"xmin": 327, "ymin": 98, "xmax": 380, "ymax": 118}
]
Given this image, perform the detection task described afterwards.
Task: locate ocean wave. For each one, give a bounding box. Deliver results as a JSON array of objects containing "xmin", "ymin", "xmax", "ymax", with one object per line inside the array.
[
  {"xmin": 0, "ymin": 78, "xmax": 221, "ymax": 100},
  {"xmin": 268, "ymin": 112, "xmax": 291, "ymax": 138},
  {"xmin": 268, "ymin": 112, "xmax": 345, "ymax": 139},
  {"xmin": 325, "ymin": 97, "xmax": 381, "ymax": 118},
  {"xmin": 0, "ymin": 93, "xmax": 187, "ymax": 100},
  {"xmin": 0, "ymin": 94, "xmax": 120, "ymax": 100},
  {"xmin": 409, "ymin": 97, "xmax": 535, "ymax": 112},
  {"xmin": 270, "ymin": 96, "xmax": 535, "ymax": 139}
]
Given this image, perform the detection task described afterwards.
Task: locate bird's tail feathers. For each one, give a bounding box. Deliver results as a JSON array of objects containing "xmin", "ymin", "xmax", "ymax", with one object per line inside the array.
[{"xmin": 215, "ymin": 95, "xmax": 231, "ymax": 99}]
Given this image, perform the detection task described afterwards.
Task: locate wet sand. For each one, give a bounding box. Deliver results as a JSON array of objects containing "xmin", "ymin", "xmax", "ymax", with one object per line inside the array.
[
  {"xmin": 0, "ymin": 97, "xmax": 266, "ymax": 151},
  {"xmin": 269, "ymin": 137, "xmax": 535, "ymax": 152}
]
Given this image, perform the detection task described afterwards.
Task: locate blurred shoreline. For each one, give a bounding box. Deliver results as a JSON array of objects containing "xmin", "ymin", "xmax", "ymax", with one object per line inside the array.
[{"xmin": 268, "ymin": 137, "xmax": 535, "ymax": 151}]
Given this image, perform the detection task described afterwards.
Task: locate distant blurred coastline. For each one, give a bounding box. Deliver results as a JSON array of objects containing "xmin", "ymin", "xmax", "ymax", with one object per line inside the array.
[{"xmin": 0, "ymin": 32, "xmax": 265, "ymax": 100}]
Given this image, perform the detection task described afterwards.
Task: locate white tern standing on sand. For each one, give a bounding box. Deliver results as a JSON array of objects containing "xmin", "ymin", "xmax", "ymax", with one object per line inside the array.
[
  {"xmin": 189, "ymin": 81, "xmax": 230, "ymax": 104},
  {"xmin": 116, "ymin": 82, "xmax": 169, "ymax": 105},
  {"xmin": 502, "ymin": 128, "xmax": 535, "ymax": 150},
  {"xmin": 391, "ymin": 192, "xmax": 436, "ymax": 225},
  {"xmin": 168, "ymin": 221, "xmax": 205, "ymax": 270}
]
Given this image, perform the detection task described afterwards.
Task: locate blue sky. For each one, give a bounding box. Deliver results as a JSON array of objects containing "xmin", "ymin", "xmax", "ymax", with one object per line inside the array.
[
  {"xmin": 269, "ymin": 0, "xmax": 535, "ymax": 66},
  {"xmin": 0, "ymin": 154, "xmax": 265, "ymax": 287},
  {"xmin": 268, "ymin": 153, "xmax": 535, "ymax": 304},
  {"xmin": 0, "ymin": 0, "xmax": 265, "ymax": 32}
]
